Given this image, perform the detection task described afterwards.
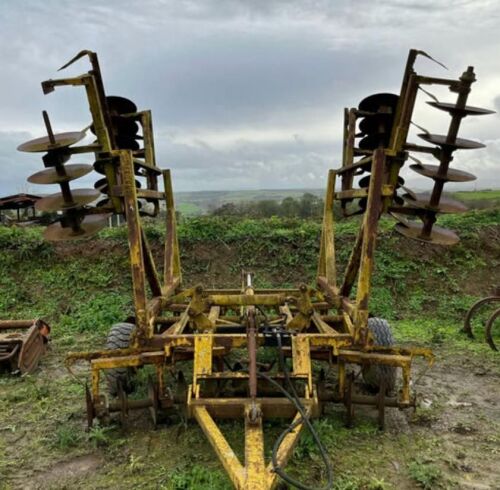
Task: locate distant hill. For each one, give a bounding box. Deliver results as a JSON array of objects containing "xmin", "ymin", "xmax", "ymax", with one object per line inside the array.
[
  {"xmin": 174, "ymin": 188, "xmax": 324, "ymax": 215},
  {"xmin": 173, "ymin": 188, "xmax": 500, "ymax": 216}
]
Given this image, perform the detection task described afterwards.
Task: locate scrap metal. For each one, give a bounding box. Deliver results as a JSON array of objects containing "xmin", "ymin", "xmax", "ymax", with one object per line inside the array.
[
  {"xmin": 0, "ymin": 319, "xmax": 50, "ymax": 374},
  {"xmin": 463, "ymin": 286, "xmax": 500, "ymax": 351}
]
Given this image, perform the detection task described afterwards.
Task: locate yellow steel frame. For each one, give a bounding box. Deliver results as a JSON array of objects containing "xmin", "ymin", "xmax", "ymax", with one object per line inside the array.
[
  {"xmin": 63, "ymin": 145, "xmax": 433, "ymax": 489},
  {"xmin": 42, "ymin": 50, "xmax": 443, "ymax": 489}
]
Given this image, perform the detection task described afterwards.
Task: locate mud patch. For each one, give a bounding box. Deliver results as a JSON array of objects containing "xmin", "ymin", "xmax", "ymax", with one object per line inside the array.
[{"xmin": 25, "ymin": 454, "xmax": 102, "ymax": 490}]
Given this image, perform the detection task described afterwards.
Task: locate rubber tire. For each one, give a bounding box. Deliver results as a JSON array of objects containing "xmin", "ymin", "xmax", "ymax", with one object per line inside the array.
[
  {"xmin": 105, "ymin": 322, "xmax": 136, "ymax": 396},
  {"xmin": 362, "ymin": 318, "xmax": 396, "ymax": 393}
]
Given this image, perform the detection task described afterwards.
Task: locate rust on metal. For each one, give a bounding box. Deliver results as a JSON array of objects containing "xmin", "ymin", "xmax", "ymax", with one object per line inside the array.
[
  {"xmin": 0, "ymin": 319, "xmax": 51, "ymax": 374},
  {"xmin": 16, "ymin": 48, "xmax": 494, "ymax": 490},
  {"xmin": 463, "ymin": 289, "xmax": 500, "ymax": 351}
]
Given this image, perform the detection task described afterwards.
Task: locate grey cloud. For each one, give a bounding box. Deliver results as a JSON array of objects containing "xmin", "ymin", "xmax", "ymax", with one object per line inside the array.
[{"xmin": 0, "ymin": 0, "xmax": 499, "ymax": 195}]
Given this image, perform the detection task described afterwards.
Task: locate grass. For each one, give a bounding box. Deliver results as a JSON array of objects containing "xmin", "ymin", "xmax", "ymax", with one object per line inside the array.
[
  {"xmin": 408, "ymin": 460, "xmax": 443, "ymax": 489},
  {"xmin": 0, "ymin": 208, "xmax": 499, "ymax": 488},
  {"xmin": 176, "ymin": 202, "xmax": 203, "ymax": 216},
  {"xmin": 451, "ymin": 189, "xmax": 500, "ymax": 201},
  {"xmin": 171, "ymin": 188, "xmax": 500, "ymax": 216}
]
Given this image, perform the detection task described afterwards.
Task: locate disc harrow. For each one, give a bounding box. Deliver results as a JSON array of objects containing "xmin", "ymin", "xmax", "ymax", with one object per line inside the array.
[
  {"xmin": 339, "ymin": 50, "xmax": 494, "ymax": 245},
  {"xmin": 18, "ymin": 50, "xmax": 164, "ymax": 241},
  {"xmin": 19, "ymin": 49, "xmax": 493, "ymax": 490}
]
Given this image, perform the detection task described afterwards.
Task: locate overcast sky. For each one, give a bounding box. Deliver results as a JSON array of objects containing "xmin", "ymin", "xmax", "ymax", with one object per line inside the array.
[{"xmin": 1, "ymin": 0, "xmax": 499, "ymax": 196}]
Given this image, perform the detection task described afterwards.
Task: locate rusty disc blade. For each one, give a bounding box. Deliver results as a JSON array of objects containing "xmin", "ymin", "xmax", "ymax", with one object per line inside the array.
[
  {"xmin": 93, "ymin": 159, "xmax": 117, "ymax": 175},
  {"xmin": 410, "ymin": 163, "xmax": 477, "ymax": 182},
  {"xmin": 94, "ymin": 177, "xmax": 108, "ymax": 192},
  {"xmin": 403, "ymin": 193, "xmax": 468, "ymax": 213},
  {"xmin": 44, "ymin": 213, "xmax": 111, "ymax": 241},
  {"xmin": 418, "ymin": 133, "xmax": 485, "ymax": 150},
  {"xmin": 393, "ymin": 194, "xmax": 405, "ymax": 206},
  {"xmin": 359, "ymin": 134, "xmax": 390, "ymax": 150},
  {"xmin": 389, "ymin": 211, "xmax": 410, "ymax": 226},
  {"xmin": 427, "ymin": 101, "xmax": 495, "ymax": 117},
  {"xmin": 91, "ymin": 117, "xmax": 140, "ymax": 137},
  {"xmin": 115, "ymin": 136, "xmax": 140, "ymax": 151},
  {"xmin": 359, "ymin": 113, "xmax": 394, "ymax": 135},
  {"xmin": 401, "ymin": 186, "xmax": 418, "ymax": 201},
  {"xmin": 35, "ymin": 189, "xmax": 101, "ymax": 212},
  {"xmin": 106, "ymin": 96, "xmax": 137, "ymax": 115},
  {"xmin": 94, "ymin": 177, "xmax": 141, "ymax": 193},
  {"xmin": 17, "ymin": 131, "xmax": 86, "ymax": 153},
  {"xmin": 112, "ymin": 117, "xmax": 139, "ymax": 136},
  {"xmin": 96, "ymin": 198, "xmax": 111, "ymax": 208},
  {"xmin": 42, "ymin": 151, "xmax": 71, "ymax": 167},
  {"xmin": 28, "ymin": 164, "xmax": 93, "ymax": 185},
  {"xmin": 394, "ymin": 221, "xmax": 459, "ymax": 245},
  {"xmin": 94, "ymin": 158, "xmax": 145, "ymax": 175},
  {"xmin": 358, "ymin": 93, "xmax": 399, "ymax": 112},
  {"xmin": 359, "ymin": 175, "xmax": 404, "ymax": 188}
]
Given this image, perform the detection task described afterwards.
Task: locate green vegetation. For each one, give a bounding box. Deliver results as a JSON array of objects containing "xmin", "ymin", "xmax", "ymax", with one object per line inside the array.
[
  {"xmin": 176, "ymin": 202, "xmax": 202, "ymax": 216},
  {"xmin": 209, "ymin": 192, "xmax": 326, "ymax": 218},
  {"xmin": 171, "ymin": 188, "xmax": 500, "ymax": 217},
  {"xmin": 0, "ymin": 208, "xmax": 499, "ymax": 488},
  {"xmin": 408, "ymin": 460, "xmax": 443, "ymax": 489},
  {"xmin": 174, "ymin": 188, "xmax": 324, "ymax": 216},
  {"xmin": 451, "ymin": 189, "xmax": 500, "ymax": 201},
  {"xmin": 164, "ymin": 465, "xmax": 231, "ymax": 490}
]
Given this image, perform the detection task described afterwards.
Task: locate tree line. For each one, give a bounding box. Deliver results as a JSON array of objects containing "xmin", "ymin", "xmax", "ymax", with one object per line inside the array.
[{"xmin": 209, "ymin": 193, "xmax": 326, "ymax": 219}]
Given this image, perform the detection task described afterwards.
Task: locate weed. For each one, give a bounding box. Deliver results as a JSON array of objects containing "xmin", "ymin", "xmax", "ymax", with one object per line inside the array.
[
  {"xmin": 127, "ymin": 454, "xmax": 146, "ymax": 475},
  {"xmin": 164, "ymin": 464, "xmax": 231, "ymax": 489},
  {"xmin": 367, "ymin": 477, "xmax": 391, "ymax": 490},
  {"xmin": 87, "ymin": 424, "xmax": 112, "ymax": 448},
  {"xmin": 52, "ymin": 425, "xmax": 82, "ymax": 449},
  {"xmin": 408, "ymin": 460, "xmax": 443, "ymax": 489},
  {"xmin": 333, "ymin": 474, "xmax": 361, "ymax": 490}
]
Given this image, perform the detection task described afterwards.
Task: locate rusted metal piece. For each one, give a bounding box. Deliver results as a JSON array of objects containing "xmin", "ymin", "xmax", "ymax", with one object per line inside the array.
[
  {"xmin": 463, "ymin": 294, "xmax": 500, "ymax": 338},
  {"xmin": 0, "ymin": 319, "xmax": 50, "ymax": 374},
  {"xmin": 463, "ymin": 290, "xmax": 500, "ymax": 351},
  {"xmin": 485, "ymin": 308, "xmax": 500, "ymax": 351},
  {"xmin": 247, "ymin": 312, "xmax": 258, "ymax": 401},
  {"xmin": 409, "ymin": 163, "xmax": 476, "ymax": 183},
  {"xmin": 17, "ymin": 130, "xmax": 86, "ymax": 153}
]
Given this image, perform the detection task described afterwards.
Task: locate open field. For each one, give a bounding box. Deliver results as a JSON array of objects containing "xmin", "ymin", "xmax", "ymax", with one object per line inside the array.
[
  {"xmin": 173, "ymin": 189, "xmax": 500, "ymax": 216},
  {"xmin": 175, "ymin": 188, "xmax": 325, "ymax": 215},
  {"xmin": 0, "ymin": 209, "xmax": 499, "ymax": 489}
]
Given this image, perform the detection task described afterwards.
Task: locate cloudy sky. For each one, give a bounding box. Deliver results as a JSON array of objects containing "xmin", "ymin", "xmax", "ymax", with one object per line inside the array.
[{"xmin": 1, "ymin": 0, "xmax": 499, "ymax": 196}]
